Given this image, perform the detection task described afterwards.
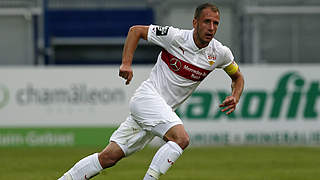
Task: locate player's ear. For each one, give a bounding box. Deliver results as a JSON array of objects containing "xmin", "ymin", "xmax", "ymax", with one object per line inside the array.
[{"xmin": 192, "ymin": 18, "xmax": 197, "ymax": 29}]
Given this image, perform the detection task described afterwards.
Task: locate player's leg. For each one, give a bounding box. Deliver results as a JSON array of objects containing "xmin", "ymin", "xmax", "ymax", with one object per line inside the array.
[
  {"xmin": 143, "ymin": 124, "xmax": 189, "ymax": 180},
  {"xmin": 58, "ymin": 116, "xmax": 143, "ymax": 180},
  {"xmin": 162, "ymin": 124, "xmax": 190, "ymax": 149},
  {"xmin": 58, "ymin": 141, "xmax": 124, "ymax": 180},
  {"xmin": 98, "ymin": 141, "xmax": 125, "ymax": 168},
  {"xmin": 129, "ymin": 88, "xmax": 189, "ymax": 179}
]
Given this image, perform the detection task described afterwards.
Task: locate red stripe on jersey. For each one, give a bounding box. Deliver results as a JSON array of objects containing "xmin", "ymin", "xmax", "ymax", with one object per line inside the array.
[{"xmin": 161, "ymin": 49, "xmax": 212, "ymax": 81}]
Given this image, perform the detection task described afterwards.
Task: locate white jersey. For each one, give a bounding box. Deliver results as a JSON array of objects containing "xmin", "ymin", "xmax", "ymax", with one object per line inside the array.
[{"xmin": 135, "ymin": 25, "xmax": 235, "ymax": 110}]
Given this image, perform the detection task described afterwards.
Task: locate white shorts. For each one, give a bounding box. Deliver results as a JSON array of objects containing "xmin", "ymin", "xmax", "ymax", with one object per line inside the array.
[{"xmin": 110, "ymin": 85, "xmax": 182, "ymax": 156}]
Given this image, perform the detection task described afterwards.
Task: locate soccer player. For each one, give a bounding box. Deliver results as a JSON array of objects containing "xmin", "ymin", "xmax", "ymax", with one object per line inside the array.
[{"xmin": 58, "ymin": 3, "xmax": 244, "ymax": 180}]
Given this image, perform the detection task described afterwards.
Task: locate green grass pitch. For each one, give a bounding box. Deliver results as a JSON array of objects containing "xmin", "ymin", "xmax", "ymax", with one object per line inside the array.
[{"xmin": 1, "ymin": 146, "xmax": 320, "ymax": 180}]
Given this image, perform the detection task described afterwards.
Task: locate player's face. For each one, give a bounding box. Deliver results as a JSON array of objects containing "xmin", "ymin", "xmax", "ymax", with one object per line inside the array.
[{"xmin": 193, "ymin": 8, "xmax": 220, "ymax": 48}]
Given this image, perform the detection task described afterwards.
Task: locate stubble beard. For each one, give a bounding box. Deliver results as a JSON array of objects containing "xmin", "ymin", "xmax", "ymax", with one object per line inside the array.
[{"xmin": 196, "ymin": 26, "xmax": 209, "ymax": 48}]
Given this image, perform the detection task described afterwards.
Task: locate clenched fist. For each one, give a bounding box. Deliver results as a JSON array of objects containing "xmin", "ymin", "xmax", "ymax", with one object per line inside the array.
[{"xmin": 119, "ymin": 64, "xmax": 133, "ymax": 85}]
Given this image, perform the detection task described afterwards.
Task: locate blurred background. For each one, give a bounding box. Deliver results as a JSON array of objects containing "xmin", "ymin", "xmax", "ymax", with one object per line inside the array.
[
  {"xmin": 0, "ymin": 0, "xmax": 320, "ymax": 147},
  {"xmin": 1, "ymin": 0, "xmax": 320, "ymax": 66}
]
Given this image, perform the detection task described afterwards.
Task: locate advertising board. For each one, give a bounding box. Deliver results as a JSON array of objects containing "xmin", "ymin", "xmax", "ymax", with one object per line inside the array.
[{"xmin": 0, "ymin": 65, "xmax": 319, "ymax": 146}]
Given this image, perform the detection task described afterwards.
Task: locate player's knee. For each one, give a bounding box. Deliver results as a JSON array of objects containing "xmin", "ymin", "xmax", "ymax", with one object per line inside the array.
[
  {"xmin": 164, "ymin": 125, "xmax": 190, "ymax": 149},
  {"xmin": 181, "ymin": 134, "xmax": 190, "ymax": 149},
  {"xmin": 98, "ymin": 142, "xmax": 125, "ymax": 169},
  {"xmin": 98, "ymin": 151, "xmax": 122, "ymax": 169},
  {"xmin": 173, "ymin": 134, "xmax": 190, "ymax": 150}
]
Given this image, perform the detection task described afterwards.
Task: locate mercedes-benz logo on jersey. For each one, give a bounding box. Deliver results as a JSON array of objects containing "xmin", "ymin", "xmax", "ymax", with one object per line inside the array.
[{"xmin": 169, "ymin": 58, "xmax": 182, "ymax": 71}]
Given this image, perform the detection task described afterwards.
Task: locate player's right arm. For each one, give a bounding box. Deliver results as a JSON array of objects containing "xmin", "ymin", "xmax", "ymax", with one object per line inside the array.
[{"xmin": 119, "ymin": 25, "xmax": 149, "ymax": 85}]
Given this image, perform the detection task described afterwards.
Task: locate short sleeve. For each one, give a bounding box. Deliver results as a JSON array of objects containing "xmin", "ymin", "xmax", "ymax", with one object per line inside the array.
[
  {"xmin": 219, "ymin": 46, "xmax": 234, "ymax": 69},
  {"xmin": 147, "ymin": 24, "xmax": 180, "ymax": 48},
  {"xmin": 221, "ymin": 47, "xmax": 239, "ymax": 75}
]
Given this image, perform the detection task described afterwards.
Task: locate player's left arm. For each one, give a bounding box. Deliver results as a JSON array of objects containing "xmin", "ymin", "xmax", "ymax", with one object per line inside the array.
[{"xmin": 219, "ymin": 61, "xmax": 244, "ymax": 114}]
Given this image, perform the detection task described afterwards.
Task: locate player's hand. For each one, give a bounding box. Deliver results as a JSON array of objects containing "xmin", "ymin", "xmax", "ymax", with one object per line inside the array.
[
  {"xmin": 219, "ymin": 96, "xmax": 238, "ymax": 115},
  {"xmin": 119, "ymin": 64, "xmax": 133, "ymax": 85}
]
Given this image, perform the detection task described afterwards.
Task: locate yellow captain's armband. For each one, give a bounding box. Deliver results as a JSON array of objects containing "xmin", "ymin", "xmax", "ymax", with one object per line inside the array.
[{"xmin": 224, "ymin": 61, "xmax": 239, "ymax": 75}]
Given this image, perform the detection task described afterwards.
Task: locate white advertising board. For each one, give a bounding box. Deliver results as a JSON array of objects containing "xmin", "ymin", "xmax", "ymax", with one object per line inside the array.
[
  {"xmin": 0, "ymin": 65, "xmax": 320, "ymax": 145},
  {"xmin": 0, "ymin": 66, "xmax": 152, "ymax": 126},
  {"xmin": 182, "ymin": 65, "xmax": 320, "ymax": 145}
]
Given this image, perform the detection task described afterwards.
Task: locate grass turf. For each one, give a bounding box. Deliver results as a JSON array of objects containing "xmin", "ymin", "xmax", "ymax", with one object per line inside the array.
[{"xmin": 0, "ymin": 146, "xmax": 320, "ymax": 180}]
